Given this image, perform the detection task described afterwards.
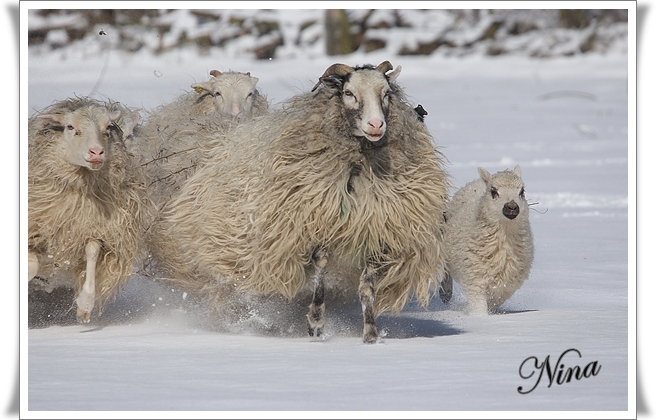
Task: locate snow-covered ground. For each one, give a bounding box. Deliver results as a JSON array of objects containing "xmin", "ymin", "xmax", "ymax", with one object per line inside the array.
[{"xmin": 10, "ymin": 2, "xmax": 644, "ymax": 419}]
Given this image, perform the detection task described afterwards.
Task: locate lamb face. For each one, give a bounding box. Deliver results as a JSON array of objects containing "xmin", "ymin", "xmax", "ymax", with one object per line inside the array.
[{"xmin": 478, "ymin": 165, "xmax": 529, "ymax": 226}]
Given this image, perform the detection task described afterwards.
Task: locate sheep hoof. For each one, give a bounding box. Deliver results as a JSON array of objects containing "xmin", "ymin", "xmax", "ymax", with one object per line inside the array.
[
  {"xmin": 306, "ymin": 303, "xmax": 325, "ymax": 338},
  {"xmin": 308, "ymin": 325, "xmax": 323, "ymax": 337},
  {"xmin": 76, "ymin": 308, "xmax": 92, "ymax": 323},
  {"xmin": 439, "ymin": 274, "xmax": 453, "ymax": 304},
  {"xmin": 75, "ymin": 293, "xmax": 95, "ymax": 323},
  {"xmin": 362, "ymin": 325, "xmax": 378, "ymax": 344}
]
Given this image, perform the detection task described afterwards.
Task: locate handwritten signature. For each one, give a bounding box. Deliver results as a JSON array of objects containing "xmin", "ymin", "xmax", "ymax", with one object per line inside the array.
[{"xmin": 518, "ymin": 348, "xmax": 601, "ymax": 394}]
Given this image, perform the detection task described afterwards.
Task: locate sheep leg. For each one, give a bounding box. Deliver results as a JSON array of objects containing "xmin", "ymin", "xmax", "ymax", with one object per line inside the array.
[
  {"xmin": 439, "ymin": 272, "xmax": 453, "ymax": 304},
  {"xmin": 307, "ymin": 248, "xmax": 327, "ymax": 337},
  {"xmin": 28, "ymin": 251, "xmax": 39, "ymax": 281},
  {"xmin": 465, "ymin": 283, "xmax": 490, "ymax": 316},
  {"xmin": 358, "ymin": 266, "xmax": 379, "ymax": 344},
  {"xmin": 76, "ymin": 239, "xmax": 101, "ymax": 323}
]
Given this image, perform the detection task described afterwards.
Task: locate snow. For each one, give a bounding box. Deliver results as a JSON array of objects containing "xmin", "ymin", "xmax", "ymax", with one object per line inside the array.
[{"xmin": 9, "ymin": 1, "xmax": 645, "ymax": 419}]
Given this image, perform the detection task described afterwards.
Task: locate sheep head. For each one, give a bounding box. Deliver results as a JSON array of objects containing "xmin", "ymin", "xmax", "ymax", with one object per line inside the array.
[
  {"xmin": 191, "ymin": 71, "xmax": 260, "ymax": 121},
  {"xmin": 313, "ymin": 61, "xmax": 402, "ymax": 142},
  {"xmin": 38, "ymin": 106, "xmax": 120, "ymax": 171},
  {"xmin": 478, "ymin": 165, "xmax": 528, "ymax": 222}
]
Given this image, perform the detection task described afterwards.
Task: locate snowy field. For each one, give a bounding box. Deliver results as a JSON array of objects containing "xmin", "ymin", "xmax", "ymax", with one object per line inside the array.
[{"xmin": 10, "ymin": 2, "xmax": 645, "ymax": 419}]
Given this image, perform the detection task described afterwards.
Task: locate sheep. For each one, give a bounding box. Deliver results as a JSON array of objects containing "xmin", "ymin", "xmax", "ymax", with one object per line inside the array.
[
  {"xmin": 150, "ymin": 61, "xmax": 450, "ymax": 343},
  {"xmin": 132, "ymin": 70, "xmax": 269, "ymax": 208},
  {"xmin": 439, "ymin": 165, "xmax": 534, "ymax": 315},
  {"xmin": 28, "ymin": 97, "xmax": 155, "ymax": 323},
  {"xmin": 106, "ymin": 100, "xmax": 142, "ymax": 147}
]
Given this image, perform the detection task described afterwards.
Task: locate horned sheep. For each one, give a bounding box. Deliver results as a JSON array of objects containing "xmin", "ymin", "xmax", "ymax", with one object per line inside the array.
[
  {"xmin": 133, "ymin": 70, "xmax": 269, "ymax": 208},
  {"xmin": 27, "ymin": 97, "xmax": 155, "ymax": 323},
  {"xmin": 439, "ymin": 165, "xmax": 535, "ymax": 315},
  {"xmin": 150, "ymin": 61, "xmax": 450, "ymax": 343}
]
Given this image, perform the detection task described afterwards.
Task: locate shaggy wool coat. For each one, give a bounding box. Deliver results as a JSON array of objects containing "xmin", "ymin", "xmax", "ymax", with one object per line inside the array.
[{"xmin": 152, "ymin": 82, "xmax": 450, "ymax": 316}]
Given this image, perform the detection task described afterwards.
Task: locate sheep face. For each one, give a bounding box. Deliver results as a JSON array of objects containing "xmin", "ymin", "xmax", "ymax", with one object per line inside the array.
[
  {"xmin": 478, "ymin": 165, "xmax": 528, "ymax": 224},
  {"xmin": 191, "ymin": 71, "xmax": 260, "ymax": 122},
  {"xmin": 38, "ymin": 107, "xmax": 120, "ymax": 171},
  {"xmin": 342, "ymin": 70, "xmax": 395, "ymax": 142},
  {"xmin": 316, "ymin": 61, "xmax": 402, "ymax": 143},
  {"xmin": 118, "ymin": 110, "xmax": 140, "ymax": 143}
]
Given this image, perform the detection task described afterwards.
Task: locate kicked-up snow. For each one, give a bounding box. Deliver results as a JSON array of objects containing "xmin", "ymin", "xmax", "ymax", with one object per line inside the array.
[{"xmin": 16, "ymin": 4, "xmax": 640, "ymax": 419}]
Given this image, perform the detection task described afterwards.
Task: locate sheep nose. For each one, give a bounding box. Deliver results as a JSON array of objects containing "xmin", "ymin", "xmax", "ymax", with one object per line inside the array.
[
  {"xmin": 368, "ymin": 120, "xmax": 383, "ymax": 130},
  {"xmin": 88, "ymin": 146, "xmax": 105, "ymax": 162},
  {"xmin": 503, "ymin": 200, "xmax": 519, "ymax": 219}
]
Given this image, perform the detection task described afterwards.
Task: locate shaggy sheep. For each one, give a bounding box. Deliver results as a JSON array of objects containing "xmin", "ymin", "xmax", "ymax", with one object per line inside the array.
[
  {"xmin": 133, "ymin": 70, "xmax": 269, "ymax": 207},
  {"xmin": 151, "ymin": 61, "xmax": 450, "ymax": 343},
  {"xmin": 28, "ymin": 97, "xmax": 155, "ymax": 323},
  {"xmin": 439, "ymin": 165, "xmax": 534, "ymax": 315},
  {"xmin": 106, "ymin": 100, "xmax": 142, "ymax": 146}
]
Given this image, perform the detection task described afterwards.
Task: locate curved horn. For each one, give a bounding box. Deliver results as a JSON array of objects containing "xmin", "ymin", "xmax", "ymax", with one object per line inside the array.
[
  {"xmin": 209, "ymin": 70, "xmax": 222, "ymax": 77},
  {"xmin": 375, "ymin": 61, "xmax": 393, "ymax": 74},
  {"xmin": 311, "ymin": 63, "xmax": 355, "ymax": 92}
]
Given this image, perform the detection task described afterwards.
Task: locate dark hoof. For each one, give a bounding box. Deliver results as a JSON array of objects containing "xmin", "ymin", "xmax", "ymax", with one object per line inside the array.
[
  {"xmin": 308, "ymin": 325, "xmax": 323, "ymax": 337},
  {"xmin": 439, "ymin": 274, "xmax": 453, "ymax": 304}
]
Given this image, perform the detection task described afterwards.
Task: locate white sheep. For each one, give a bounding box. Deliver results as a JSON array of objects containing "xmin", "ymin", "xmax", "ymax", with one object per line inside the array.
[
  {"xmin": 440, "ymin": 165, "xmax": 534, "ymax": 315},
  {"xmin": 150, "ymin": 61, "xmax": 451, "ymax": 343},
  {"xmin": 132, "ymin": 70, "xmax": 269, "ymax": 208},
  {"xmin": 28, "ymin": 97, "xmax": 155, "ymax": 323}
]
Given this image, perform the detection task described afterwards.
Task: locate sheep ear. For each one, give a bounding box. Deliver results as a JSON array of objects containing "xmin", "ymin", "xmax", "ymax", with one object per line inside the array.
[
  {"xmin": 513, "ymin": 164, "xmax": 522, "ymax": 177},
  {"xmin": 387, "ymin": 65, "xmax": 402, "ymax": 83},
  {"xmin": 478, "ymin": 167, "xmax": 491, "ymax": 184},
  {"xmin": 315, "ymin": 74, "xmax": 343, "ymax": 92},
  {"xmin": 38, "ymin": 113, "xmax": 66, "ymax": 125},
  {"xmin": 109, "ymin": 110, "xmax": 122, "ymax": 122},
  {"xmin": 131, "ymin": 111, "xmax": 140, "ymax": 126},
  {"xmin": 191, "ymin": 81, "xmax": 213, "ymax": 94},
  {"xmin": 209, "ymin": 70, "xmax": 222, "ymax": 78}
]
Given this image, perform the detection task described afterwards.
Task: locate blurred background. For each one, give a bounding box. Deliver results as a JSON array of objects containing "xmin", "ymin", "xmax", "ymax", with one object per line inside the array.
[{"xmin": 27, "ymin": 9, "xmax": 628, "ymax": 60}]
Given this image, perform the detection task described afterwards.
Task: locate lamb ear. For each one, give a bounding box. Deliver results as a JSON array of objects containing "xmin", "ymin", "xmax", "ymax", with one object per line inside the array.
[
  {"xmin": 513, "ymin": 164, "xmax": 522, "ymax": 177},
  {"xmin": 478, "ymin": 167, "xmax": 491, "ymax": 184}
]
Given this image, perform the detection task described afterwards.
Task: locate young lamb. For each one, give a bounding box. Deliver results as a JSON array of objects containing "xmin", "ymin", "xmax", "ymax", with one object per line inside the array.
[
  {"xmin": 439, "ymin": 165, "xmax": 534, "ymax": 315},
  {"xmin": 28, "ymin": 97, "xmax": 155, "ymax": 323},
  {"xmin": 150, "ymin": 61, "xmax": 450, "ymax": 343},
  {"xmin": 132, "ymin": 70, "xmax": 269, "ymax": 208}
]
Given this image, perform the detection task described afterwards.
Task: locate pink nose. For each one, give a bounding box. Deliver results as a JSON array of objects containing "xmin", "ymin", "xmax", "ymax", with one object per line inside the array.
[
  {"xmin": 367, "ymin": 120, "xmax": 384, "ymax": 135},
  {"xmin": 88, "ymin": 146, "xmax": 105, "ymax": 163}
]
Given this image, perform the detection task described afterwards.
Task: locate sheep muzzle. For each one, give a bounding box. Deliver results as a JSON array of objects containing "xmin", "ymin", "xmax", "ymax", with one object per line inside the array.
[{"xmin": 503, "ymin": 201, "xmax": 520, "ymax": 219}]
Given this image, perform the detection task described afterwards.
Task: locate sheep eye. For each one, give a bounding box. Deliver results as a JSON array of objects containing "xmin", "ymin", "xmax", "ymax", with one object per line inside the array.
[
  {"xmin": 214, "ymin": 91, "xmax": 222, "ymax": 97},
  {"xmin": 246, "ymin": 92, "xmax": 253, "ymax": 99},
  {"xmin": 344, "ymin": 90, "xmax": 354, "ymax": 97},
  {"xmin": 519, "ymin": 187, "xmax": 525, "ymax": 198},
  {"xmin": 491, "ymin": 187, "xmax": 499, "ymax": 199},
  {"xmin": 66, "ymin": 124, "xmax": 75, "ymax": 131}
]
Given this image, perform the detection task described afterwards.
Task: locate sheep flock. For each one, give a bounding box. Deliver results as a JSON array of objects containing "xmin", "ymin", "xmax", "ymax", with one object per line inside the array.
[{"xmin": 27, "ymin": 61, "xmax": 535, "ymax": 341}]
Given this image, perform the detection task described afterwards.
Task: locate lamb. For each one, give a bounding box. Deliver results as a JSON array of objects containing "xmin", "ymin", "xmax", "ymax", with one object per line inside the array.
[
  {"xmin": 150, "ymin": 61, "xmax": 450, "ymax": 343},
  {"xmin": 28, "ymin": 97, "xmax": 155, "ymax": 323},
  {"xmin": 132, "ymin": 70, "xmax": 269, "ymax": 208},
  {"xmin": 439, "ymin": 165, "xmax": 534, "ymax": 315}
]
